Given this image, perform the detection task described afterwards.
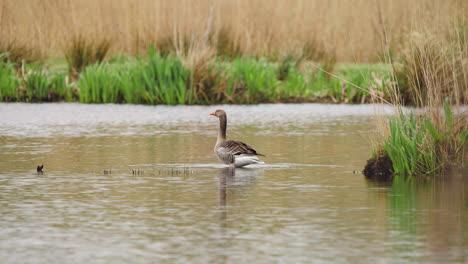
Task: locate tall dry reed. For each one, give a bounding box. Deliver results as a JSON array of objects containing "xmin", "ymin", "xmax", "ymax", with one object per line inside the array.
[{"xmin": 1, "ymin": 0, "xmax": 467, "ymax": 62}]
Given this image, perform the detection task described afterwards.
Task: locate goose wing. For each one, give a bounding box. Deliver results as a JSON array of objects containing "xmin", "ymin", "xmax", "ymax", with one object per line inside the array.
[
  {"xmin": 215, "ymin": 147, "xmax": 236, "ymax": 165},
  {"xmin": 219, "ymin": 140, "xmax": 265, "ymax": 156}
]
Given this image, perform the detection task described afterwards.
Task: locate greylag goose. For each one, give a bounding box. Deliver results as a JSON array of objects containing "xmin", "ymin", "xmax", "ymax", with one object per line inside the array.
[{"xmin": 210, "ymin": 109, "xmax": 265, "ymax": 167}]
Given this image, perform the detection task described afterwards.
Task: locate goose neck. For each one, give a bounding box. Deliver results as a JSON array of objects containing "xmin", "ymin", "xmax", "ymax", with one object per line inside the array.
[{"xmin": 218, "ymin": 115, "xmax": 227, "ymax": 141}]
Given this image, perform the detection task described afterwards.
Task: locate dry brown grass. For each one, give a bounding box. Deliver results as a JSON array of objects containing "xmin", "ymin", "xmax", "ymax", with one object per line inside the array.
[
  {"xmin": 65, "ymin": 35, "xmax": 112, "ymax": 79},
  {"xmin": 1, "ymin": 0, "xmax": 467, "ymax": 62}
]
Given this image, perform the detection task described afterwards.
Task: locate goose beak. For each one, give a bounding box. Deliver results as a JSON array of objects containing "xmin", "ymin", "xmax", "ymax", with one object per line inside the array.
[{"xmin": 210, "ymin": 112, "xmax": 216, "ymax": 116}]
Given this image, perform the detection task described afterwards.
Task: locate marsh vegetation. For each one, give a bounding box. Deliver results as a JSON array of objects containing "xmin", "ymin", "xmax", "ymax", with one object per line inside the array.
[
  {"xmin": 0, "ymin": 1, "xmax": 467, "ymax": 261},
  {"xmin": 0, "ymin": 0, "xmax": 467, "ymax": 177},
  {"xmin": 365, "ymin": 23, "xmax": 468, "ymax": 179}
]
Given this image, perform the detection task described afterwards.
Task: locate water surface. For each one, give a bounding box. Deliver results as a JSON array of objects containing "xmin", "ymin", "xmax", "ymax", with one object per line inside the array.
[{"xmin": 0, "ymin": 103, "xmax": 466, "ymax": 263}]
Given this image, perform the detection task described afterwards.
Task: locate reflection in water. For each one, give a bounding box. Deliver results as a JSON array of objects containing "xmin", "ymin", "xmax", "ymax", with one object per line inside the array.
[
  {"xmin": 218, "ymin": 167, "xmax": 233, "ymax": 229},
  {"xmin": 218, "ymin": 167, "xmax": 263, "ymax": 229},
  {"xmin": 366, "ymin": 171, "xmax": 468, "ymax": 263},
  {"xmin": 217, "ymin": 167, "xmax": 234, "ymax": 263},
  {"xmin": 217, "ymin": 167, "xmax": 264, "ymax": 263}
]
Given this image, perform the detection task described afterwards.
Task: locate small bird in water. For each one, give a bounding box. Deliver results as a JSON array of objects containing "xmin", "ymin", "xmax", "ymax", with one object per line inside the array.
[
  {"xmin": 37, "ymin": 164, "xmax": 44, "ymax": 174},
  {"xmin": 210, "ymin": 109, "xmax": 265, "ymax": 168}
]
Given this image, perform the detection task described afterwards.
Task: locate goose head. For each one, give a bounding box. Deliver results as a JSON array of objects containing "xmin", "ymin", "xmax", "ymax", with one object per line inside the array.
[{"xmin": 210, "ymin": 109, "xmax": 226, "ymax": 118}]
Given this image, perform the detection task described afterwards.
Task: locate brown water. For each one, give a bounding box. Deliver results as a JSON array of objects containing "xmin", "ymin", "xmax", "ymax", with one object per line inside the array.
[{"xmin": 0, "ymin": 103, "xmax": 466, "ymax": 263}]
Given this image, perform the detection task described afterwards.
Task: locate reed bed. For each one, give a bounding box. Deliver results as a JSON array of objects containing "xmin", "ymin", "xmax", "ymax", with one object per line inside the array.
[
  {"xmin": 365, "ymin": 26, "xmax": 468, "ymax": 179},
  {"xmin": 1, "ymin": 0, "xmax": 467, "ymax": 62}
]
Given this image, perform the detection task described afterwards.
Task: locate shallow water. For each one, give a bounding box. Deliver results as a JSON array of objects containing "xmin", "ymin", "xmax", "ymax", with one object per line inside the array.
[{"xmin": 0, "ymin": 103, "xmax": 466, "ymax": 263}]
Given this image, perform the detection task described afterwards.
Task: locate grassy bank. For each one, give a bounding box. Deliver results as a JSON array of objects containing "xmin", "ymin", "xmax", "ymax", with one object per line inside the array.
[
  {"xmin": 364, "ymin": 29, "xmax": 468, "ymax": 180},
  {"xmin": 0, "ymin": 48, "xmax": 392, "ymax": 104}
]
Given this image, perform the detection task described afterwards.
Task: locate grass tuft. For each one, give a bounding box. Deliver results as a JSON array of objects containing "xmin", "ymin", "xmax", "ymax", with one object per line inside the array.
[
  {"xmin": 79, "ymin": 47, "xmax": 191, "ymax": 104},
  {"xmin": 78, "ymin": 63, "xmax": 120, "ymax": 103},
  {"xmin": 0, "ymin": 40, "xmax": 43, "ymax": 68},
  {"xmin": 224, "ymin": 57, "xmax": 278, "ymax": 103},
  {"xmin": 367, "ymin": 25, "xmax": 468, "ymax": 179},
  {"xmin": 23, "ymin": 69, "xmax": 50, "ymax": 102},
  {"xmin": 0, "ymin": 61, "xmax": 20, "ymax": 101},
  {"xmin": 65, "ymin": 36, "xmax": 112, "ymax": 80},
  {"xmin": 190, "ymin": 57, "xmax": 221, "ymax": 104}
]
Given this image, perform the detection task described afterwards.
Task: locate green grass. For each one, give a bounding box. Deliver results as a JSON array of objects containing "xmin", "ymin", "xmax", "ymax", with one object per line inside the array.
[
  {"xmin": 142, "ymin": 48, "xmax": 191, "ymax": 104},
  {"xmin": 49, "ymin": 72, "xmax": 73, "ymax": 101},
  {"xmin": 336, "ymin": 64, "xmax": 390, "ymax": 103},
  {"xmin": 0, "ymin": 61, "xmax": 19, "ymax": 101},
  {"xmin": 383, "ymin": 113, "xmax": 436, "ymax": 176},
  {"xmin": 79, "ymin": 63, "xmax": 121, "ymax": 103},
  {"xmin": 0, "ymin": 60, "xmax": 75, "ymax": 102},
  {"xmin": 22, "ymin": 67, "xmax": 75, "ymax": 102},
  {"xmin": 0, "ymin": 47, "xmax": 393, "ymax": 104},
  {"xmin": 366, "ymin": 27, "xmax": 468, "ymax": 180},
  {"xmin": 118, "ymin": 60, "xmax": 149, "ymax": 104},
  {"xmin": 79, "ymin": 47, "xmax": 191, "ymax": 104},
  {"xmin": 379, "ymin": 99, "xmax": 467, "ymax": 177},
  {"xmin": 120, "ymin": 47, "xmax": 191, "ymax": 104},
  {"xmin": 223, "ymin": 57, "xmax": 279, "ymax": 103},
  {"xmin": 23, "ymin": 69, "xmax": 49, "ymax": 101},
  {"xmin": 218, "ymin": 58, "xmax": 391, "ymax": 104}
]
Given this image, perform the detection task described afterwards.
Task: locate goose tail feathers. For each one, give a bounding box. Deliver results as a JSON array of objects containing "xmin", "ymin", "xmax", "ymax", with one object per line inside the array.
[{"xmin": 234, "ymin": 154, "xmax": 265, "ymax": 168}]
